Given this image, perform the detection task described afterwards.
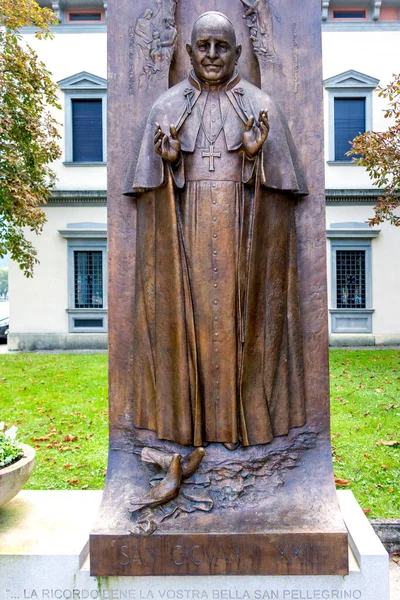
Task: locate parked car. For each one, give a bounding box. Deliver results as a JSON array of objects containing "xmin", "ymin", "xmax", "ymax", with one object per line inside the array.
[{"xmin": 0, "ymin": 316, "xmax": 9, "ymax": 342}]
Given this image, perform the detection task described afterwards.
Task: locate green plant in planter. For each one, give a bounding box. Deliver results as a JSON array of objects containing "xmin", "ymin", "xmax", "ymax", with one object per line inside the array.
[{"xmin": 0, "ymin": 422, "xmax": 24, "ymax": 468}]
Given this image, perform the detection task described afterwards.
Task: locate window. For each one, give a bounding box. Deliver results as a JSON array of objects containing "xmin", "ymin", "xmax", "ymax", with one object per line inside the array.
[
  {"xmin": 334, "ymin": 97, "xmax": 365, "ymax": 161},
  {"xmin": 57, "ymin": 72, "xmax": 107, "ymax": 165},
  {"xmin": 74, "ymin": 251, "xmax": 104, "ymax": 309},
  {"xmin": 324, "ymin": 70, "xmax": 379, "ymax": 163},
  {"xmin": 72, "ymin": 99, "xmax": 103, "ymax": 162},
  {"xmin": 332, "ymin": 9, "xmax": 367, "ymax": 20},
  {"xmin": 336, "ymin": 250, "xmax": 366, "ymax": 308},
  {"xmin": 58, "ymin": 224, "xmax": 108, "ymax": 333},
  {"xmin": 67, "ymin": 11, "xmax": 104, "ymax": 22},
  {"xmin": 327, "ymin": 223, "xmax": 380, "ymax": 334}
]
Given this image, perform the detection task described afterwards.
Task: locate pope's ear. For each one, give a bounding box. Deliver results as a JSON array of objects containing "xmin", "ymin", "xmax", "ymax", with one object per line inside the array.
[
  {"xmin": 186, "ymin": 44, "xmax": 193, "ymax": 60},
  {"xmin": 235, "ymin": 44, "xmax": 242, "ymax": 63}
]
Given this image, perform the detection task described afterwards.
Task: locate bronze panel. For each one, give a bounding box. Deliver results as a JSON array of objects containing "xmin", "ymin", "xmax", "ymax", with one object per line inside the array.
[{"xmin": 90, "ymin": 0, "xmax": 348, "ymax": 577}]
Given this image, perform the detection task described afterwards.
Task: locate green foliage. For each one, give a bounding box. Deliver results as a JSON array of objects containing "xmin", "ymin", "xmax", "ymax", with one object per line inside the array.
[
  {"xmin": 0, "ymin": 0, "xmax": 61, "ymax": 276},
  {"xmin": 0, "ymin": 267, "xmax": 7, "ymax": 297},
  {"xmin": 0, "ymin": 422, "xmax": 24, "ymax": 467},
  {"xmin": 348, "ymin": 74, "xmax": 400, "ymax": 227}
]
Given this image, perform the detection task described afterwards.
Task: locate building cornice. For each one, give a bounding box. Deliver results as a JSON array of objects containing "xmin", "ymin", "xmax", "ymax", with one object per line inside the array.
[
  {"xmin": 322, "ymin": 22, "xmax": 400, "ymax": 31},
  {"xmin": 20, "ymin": 24, "xmax": 107, "ymax": 34},
  {"xmin": 45, "ymin": 189, "xmax": 382, "ymax": 207},
  {"xmin": 325, "ymin": 189, "xmax": 382, "ymax": 205},
  {"xmin": 45, "ymin": 190, "xmax": 107, "ymax": 206}
]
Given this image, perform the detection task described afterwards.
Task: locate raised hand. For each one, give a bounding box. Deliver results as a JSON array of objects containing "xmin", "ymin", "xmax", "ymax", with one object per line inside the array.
[
  {"xmin": 242, "ymin": 109, "xmax": 269, "ymax": 159},
  {"xmin": 154, "ymin": 122, "xmax": 181, "ymax": 164}
]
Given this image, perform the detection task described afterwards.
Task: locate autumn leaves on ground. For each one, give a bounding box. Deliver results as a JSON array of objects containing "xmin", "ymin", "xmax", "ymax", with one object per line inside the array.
[
  {"xmin": 0, "ymin": 350, "xmax": 399, "ymax": 518},
  {"xmin": 330, "ymin": 349, "xmax": 399, "ymax": 518},
  {"xmin": 0, "ymin": 354, "xmax": 108, "ymax": 490}
]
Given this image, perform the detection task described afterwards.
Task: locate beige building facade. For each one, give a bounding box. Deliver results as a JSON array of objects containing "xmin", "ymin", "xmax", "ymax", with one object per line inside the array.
[{"xmin": 7, "ymin": 1, "xmax": 400, "ymax": 349}]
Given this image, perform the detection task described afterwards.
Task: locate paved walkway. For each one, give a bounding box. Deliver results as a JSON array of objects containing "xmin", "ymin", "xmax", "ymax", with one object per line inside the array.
[{"xmin": 391, "ymin": 559, "xmax": 400, "ymax": 599}]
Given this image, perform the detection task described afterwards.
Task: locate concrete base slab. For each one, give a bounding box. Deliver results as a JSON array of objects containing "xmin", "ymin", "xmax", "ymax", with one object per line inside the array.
[
  {"xmin": 0, "ymin": 491, "xmax": 391, "ymax": 600},
  {"xmin": 7, "ymin": 333, "xmax": 108, "ymax": 352}
]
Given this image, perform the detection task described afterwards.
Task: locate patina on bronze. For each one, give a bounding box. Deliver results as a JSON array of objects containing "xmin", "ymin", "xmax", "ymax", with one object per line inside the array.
[{"xmin": 90, "ymin": 0, "xmax": 349, "ymax": 577}]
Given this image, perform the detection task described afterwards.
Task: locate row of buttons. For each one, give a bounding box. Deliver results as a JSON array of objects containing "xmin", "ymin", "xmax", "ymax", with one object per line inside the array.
[{"xmin": 211, "ymin": 182, "xmax": 220, "ymax": 395}]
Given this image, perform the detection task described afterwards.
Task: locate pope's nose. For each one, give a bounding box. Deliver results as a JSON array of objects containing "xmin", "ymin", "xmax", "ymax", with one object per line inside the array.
[{"xmin": 206, "ymin": 42, "xmax": 218, "ymax": 59}]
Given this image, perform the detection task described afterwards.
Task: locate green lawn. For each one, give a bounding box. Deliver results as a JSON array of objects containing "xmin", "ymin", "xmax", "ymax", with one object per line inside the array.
[
  {"xmin": 330, "ymin": 349, "xmax": 400, "ymax": 518},
  {"xmin": 0, "ymin": 354, "xmax": 108, "ymax": 490},
  {"xmin": 0, "ymin": 349, "xmax": 399, "ymax": 517}
]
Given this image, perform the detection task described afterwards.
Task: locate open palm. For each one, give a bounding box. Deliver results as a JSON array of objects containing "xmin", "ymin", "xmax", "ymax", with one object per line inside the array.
[{"xmin": 242, "ymin": 109, "xmax": 269, "ymax": 159}]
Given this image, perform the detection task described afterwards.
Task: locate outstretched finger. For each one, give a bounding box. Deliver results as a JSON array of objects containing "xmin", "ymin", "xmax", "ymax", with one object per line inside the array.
[
  {"xmin": 170, "ymin": 124, "xmax": 178, "ymax": 139},
  {"xmin": 245, "ymin": 116, "xmax": 254, "ymax": 131},
  {"xmin": 154, "ymin": 130, "xmax": 163, "ymax": 144},
  {"xmin": 259, "ymin": 121, "xmax": 269, "ymax": 140},
  {"xmin": 155, "ymin": 139, "xmax": 162, "ymax": 154}
]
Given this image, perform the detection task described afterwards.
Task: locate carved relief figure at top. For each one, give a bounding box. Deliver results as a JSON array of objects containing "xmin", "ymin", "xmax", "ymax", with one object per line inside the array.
[
  {"xmin": 241, "ymin": 0, "xmax": 282, "ymax": 69},
  {"xmin": 133, "ymin": 0, "xmax": 178, "ymax": 88}
]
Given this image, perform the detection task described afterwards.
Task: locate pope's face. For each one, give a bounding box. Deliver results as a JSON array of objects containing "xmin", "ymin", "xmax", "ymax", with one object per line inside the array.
[{"xmin": 187, "ymin": 16, "xmax": 241, "ymax": 86}]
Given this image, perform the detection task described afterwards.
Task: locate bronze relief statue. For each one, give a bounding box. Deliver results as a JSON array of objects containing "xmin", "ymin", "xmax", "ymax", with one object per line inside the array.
[
  {"xmin": 91, "ymin": 0, "xmax": 349, "ymax": 577},
  {"xmin": 125, "ymin": 11, "xmax": 307, "ymax": 452}
]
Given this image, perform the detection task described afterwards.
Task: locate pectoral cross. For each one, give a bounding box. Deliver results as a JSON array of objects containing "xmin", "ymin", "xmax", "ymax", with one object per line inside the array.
[{"xmin": 202, "ymin": 145, "xmax": 221, "ymax": 172}]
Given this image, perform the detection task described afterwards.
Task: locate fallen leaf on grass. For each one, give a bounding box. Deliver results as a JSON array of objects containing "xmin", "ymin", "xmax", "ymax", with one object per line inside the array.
[
  {"xmin": 389, "ymin": 486, "xmax": 394, "ymax": 493},
  {"xmin": 363, "ymin": 411, "xmax": 370, "ymax": 416},
  {"xmin": 334, "ymin": 477, "xmax": 351, "ymax": 486},
  {"xmin": 362, "ymin": 508, "xmax": 371, "ymax": 515},
  {"xmin": 81, "ymin": 484, "xmax": 89, "ymax": 489},
  {"xmin": 363, "ymin": 453, "xmax": 371, "ymax": 458},
  {"xmin": 67, "ymin": 477, "xmax": 80, "ymax": 486},
  {"xmin": 46, "ymin": 442, "xmax": 62, "ymax": 449},
  {"xmin": 63, "ymin": 463, "xmax": 72, "ymax": 469},
  {"xmin": 381, "ymin": 465, "xmax": 390, "ymax": 470},
  {"xmin": 63, "ymin": 434, "xmax": 78, "ymax": 442},
  {"xmin": 376, "ymin": 440, "xmax": 399, "ymax": 447}
]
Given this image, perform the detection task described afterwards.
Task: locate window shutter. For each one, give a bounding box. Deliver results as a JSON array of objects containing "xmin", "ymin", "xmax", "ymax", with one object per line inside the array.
[
  {"xmin": 334, "ymin": 98, "xmax": 365, "ymax": 161},
  {"xmin": 72, "ymin": 99, "xmax": 103, "ymax": 162}
]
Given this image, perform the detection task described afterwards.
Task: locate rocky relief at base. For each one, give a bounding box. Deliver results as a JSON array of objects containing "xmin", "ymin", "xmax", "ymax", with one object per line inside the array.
[
  {"xmin": 127, "ymin": 433, "xmax": 318, "ymax": 536},
  {"xmin": 129, "ymin": 0, "xmax": 178, "ymax": 91}
]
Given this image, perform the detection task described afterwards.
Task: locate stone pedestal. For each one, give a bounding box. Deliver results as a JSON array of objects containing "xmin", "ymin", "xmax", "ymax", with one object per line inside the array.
[{"xmin": 0, "ymin": 491, "xmax": 390, "ymax": 600}]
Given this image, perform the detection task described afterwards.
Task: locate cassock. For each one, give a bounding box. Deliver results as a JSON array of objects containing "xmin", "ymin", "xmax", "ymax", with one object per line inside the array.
[{"xmin": 124, "ymin": 70, "xmax": 308, "ymax": 447}]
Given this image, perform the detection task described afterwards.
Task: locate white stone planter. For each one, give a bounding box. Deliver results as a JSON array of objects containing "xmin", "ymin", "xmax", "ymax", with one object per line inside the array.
[{"xmin": 0, "ymin": 443, "xmax": 35, "ymax": 508}]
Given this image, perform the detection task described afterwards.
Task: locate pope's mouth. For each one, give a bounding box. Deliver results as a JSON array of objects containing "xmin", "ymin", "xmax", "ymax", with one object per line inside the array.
[{"xmin": 203, "ymin": 64, "xmax": 223, "ymax": 71}]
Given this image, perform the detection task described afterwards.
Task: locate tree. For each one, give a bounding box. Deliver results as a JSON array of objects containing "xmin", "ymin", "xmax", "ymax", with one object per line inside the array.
[
  {"xmin": 0, "ymin": 0, "xmax": 61, "ymax": 276},
  {"xmin": 348, "ymin": 74, "xmax": 400, "ymax": 227}
]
